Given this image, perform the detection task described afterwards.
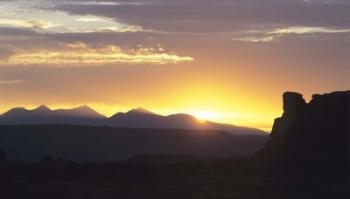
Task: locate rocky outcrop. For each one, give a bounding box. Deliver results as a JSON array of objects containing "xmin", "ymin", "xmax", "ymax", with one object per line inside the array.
[
  {"xmin": 0, "ymin": 149, "xmax": 6, "ymax": 164},
  {"xmin": 259, "ymin": 91, "xmax": 350, "ymax": 184}
]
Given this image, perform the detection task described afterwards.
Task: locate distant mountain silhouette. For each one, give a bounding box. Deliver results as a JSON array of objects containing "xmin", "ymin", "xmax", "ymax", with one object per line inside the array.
[
  {"xmin": 0, "ymin": 106, "xmax": 266, "ymax": 135},
  {"xmin": 54, "ymin": 105, "xmax": 105, "ymax": 118},
  {"xmin": 257, "ymin": 91, "xmax": 350, "ymax": 185},
  {"xmin": 107, "ymin": 108, "xmax": 266, "ymax": 135},
  {"xmin": 0, "ymin": 105, "xmax": 106, "ymax": 126}
]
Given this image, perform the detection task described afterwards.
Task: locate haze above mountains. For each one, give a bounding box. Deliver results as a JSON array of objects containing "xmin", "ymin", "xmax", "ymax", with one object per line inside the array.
[{"xmin": 0, "ymin": 106, "xmax": 266, "ymax": 135}]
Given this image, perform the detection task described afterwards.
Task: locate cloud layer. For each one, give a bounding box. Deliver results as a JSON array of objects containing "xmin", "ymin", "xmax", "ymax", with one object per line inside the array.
[
  {"xmin": 0, "ymin": 0, "xmax": 143, "ymax": 33},
  {"xmin": 0, "ymin": 42, "xmax": 193, "ymax": 66},
  {"xmin": 55, "ymin": 0, "xmax": 350, "ymax": 34}
]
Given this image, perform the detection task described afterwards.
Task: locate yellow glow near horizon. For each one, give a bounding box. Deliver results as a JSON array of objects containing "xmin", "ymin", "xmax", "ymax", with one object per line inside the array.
[
  {"xmin": 191, "ymin": 111, "xmax": 218, "ymax": 121},
  {"xmin": 0, "ymin": 76, "xmax": 282, "ymax": 132}
]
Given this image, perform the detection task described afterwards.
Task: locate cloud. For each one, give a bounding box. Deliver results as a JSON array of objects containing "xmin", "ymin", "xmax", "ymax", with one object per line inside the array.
[
  {"xmin": 231, "ymin": 26, "xmax": 350, "ymax": 43},
  {"xmin": 0, "ymin": 0, "xmax": 144, "ymax": 33},
  {"xmin": 232, "ymin": 36, "xmax": 274, "ymax": 43},
  {"xmin": 63, "ymin": 1, "xmax": 151, "ymax": 6},
  {"xmin": 0, "ymin": 42, "xmax": 194, "ymax": 66},
  {"xmin": 55, "ymin": 0, "xmax": 350, "ymax": 34},
  {"xmin": 269, "ymin": 26, "xmax": 350, "ymax": 34},
  {"xmin": 0, "ymin": 80, "xmax": 24, "ymax": 85},
  {"xmin": 2, "ymin": 0, "xmax": 349, "ymax": 41},
  {"xmin": 0, "ymin": 19, "xmax": 59, "ymax": 29}
]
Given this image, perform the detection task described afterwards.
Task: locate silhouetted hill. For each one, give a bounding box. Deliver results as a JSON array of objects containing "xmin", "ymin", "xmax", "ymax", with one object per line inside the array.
[
  {"xmin": 258, "ymin": 91, "xmax": 350, "ymax": 185},
  {"xmin": 108, "ymin": 108, "xmax": 266, "ymax": 135},
  {"xmin": 0, "ymin": 106, "xmax": 266, "ymax": 135},
  {"xmin": 0, "ymin": 125, "xmax": 268, "ymax": 162},
  {"xmin": 54, "ymin": 105, "xmax": 105, "ymax": 118},
  {"xmin": 108, "ymin": 110, "xmax": 204, "ymax": 130},
  {"xmin": 0, "ymin": 105, "xmax": 106, "ymax": 125}
]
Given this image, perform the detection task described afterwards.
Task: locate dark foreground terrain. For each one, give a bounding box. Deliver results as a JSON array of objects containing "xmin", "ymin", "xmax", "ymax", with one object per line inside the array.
[
  {"xmin": 0, "ymin": 91, "xmax": 349, "ymax": 198},
  {"xmin": 0, "ymin": 125, "xmax": 268, "ymax": 162},
  {"xmin": 0, "ymin": 155, "xmax": 347, "ymax": 199}
]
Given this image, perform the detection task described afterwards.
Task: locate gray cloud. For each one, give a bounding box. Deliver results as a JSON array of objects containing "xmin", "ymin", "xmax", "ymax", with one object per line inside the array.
[
  {"xmin": 1, "ymin": 0, "xmax": 349, "ymax": 45},
  {"xmin": 55, "ymin": 0, "xmax": 350, "ymax": 34}
]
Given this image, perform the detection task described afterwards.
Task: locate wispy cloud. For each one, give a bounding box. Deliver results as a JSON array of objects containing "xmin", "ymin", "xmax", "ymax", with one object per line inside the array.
[
  {"xmin": 0, "ymin": 19, "xmax": 59, "ymax": 29},
  {"xmin": 63, "ymin": 1, "xmax": 151, "ymax": 6},
  {"xmin": 0, "ymin": 42, "xmax": 194, "ymax": 66},
  {"xmin": 269, "ymin": 26, "xmax": 350, "ymax": 35},
  {"xmin": 0, "ymin": 80, "xmax": 25, "ymax": 85},
  {"xmin": 232, "ymin": 26, "xmax": 350, "ymax": 43},
  {"xmin": 232, "ymin": 36, "xmax": 274, "ymax": 43}
]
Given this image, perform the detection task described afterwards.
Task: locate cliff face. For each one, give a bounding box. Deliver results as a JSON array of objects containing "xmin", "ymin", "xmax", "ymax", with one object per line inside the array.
[
  {"xmin": 0, "ymin": 149, "xmax": 5, "ymax": 164},
  {"xmin": 259, "ymin": 91, "xmax": 350, "ymax": 184}
]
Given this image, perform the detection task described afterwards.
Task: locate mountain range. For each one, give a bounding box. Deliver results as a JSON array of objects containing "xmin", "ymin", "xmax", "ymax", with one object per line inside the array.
[{"xmin": 0, "ymin": 106, "xmax": 266, "ymax": 135}]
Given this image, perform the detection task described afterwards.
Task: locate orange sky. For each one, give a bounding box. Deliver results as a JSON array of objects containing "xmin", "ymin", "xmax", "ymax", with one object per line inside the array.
[{"xmin": 0, "ymin": 0, "xmax": 349, "ymax": 132}]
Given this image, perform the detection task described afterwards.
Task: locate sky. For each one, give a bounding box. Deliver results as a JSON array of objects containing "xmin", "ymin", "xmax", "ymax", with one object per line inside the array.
[{"xmin": 0, "ymin": 0, "xmax": 349, "ymax": 131}]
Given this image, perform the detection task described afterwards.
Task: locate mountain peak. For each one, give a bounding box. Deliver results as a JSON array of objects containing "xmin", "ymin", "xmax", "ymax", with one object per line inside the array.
[
  {"xmin": 54, "ymin": 106, "xmax": 105, "ymax": 118},
  {"xmin": 126, "ymin": 108, "xmax": 155, "ymax": 115},
  {"xmin": 2, "ymin": 107, "xmax": 28, "ymax": 116},
  {"xmin": 74, "ymin": 105, "xmax": 96, "ymax": 112},
  {"xmin": 34, "ymin": 105, "xmax": 51, "ymax": 112},
  {"xmin": 73, "ymin": 105, "xmax": 105, "ymax": 118},
  {"xmin": 167, "ymin": 113, "xmax": 197, "ymax": 120},
  {"xmin": 79, "ymin": 105, "xmax": 91, "ymax": 109}
]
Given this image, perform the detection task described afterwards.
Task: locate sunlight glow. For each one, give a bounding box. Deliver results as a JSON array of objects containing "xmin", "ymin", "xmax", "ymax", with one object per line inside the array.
[{"xmin": 191, "ymin": 111, "xmax": 218, "ymax": 122}]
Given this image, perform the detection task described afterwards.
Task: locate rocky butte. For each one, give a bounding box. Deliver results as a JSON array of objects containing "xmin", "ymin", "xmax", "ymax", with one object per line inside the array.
[{"xmin": 258, "ymin": 91, "xmax": 350, "ymax": 186}]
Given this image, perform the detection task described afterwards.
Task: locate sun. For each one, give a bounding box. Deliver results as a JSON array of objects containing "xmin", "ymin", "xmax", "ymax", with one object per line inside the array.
[{"xmin": 192, "ymin": 111, "xmax": 218, "ymax": 122}]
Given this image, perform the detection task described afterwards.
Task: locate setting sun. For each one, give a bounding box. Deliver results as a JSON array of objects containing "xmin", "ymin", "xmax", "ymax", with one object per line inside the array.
[{"xmin": 191, "ymin": 111, "xmax": 218, "ymax": 121}]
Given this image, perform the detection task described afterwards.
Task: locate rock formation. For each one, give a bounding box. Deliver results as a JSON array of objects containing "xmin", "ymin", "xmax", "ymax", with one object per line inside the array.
[
  {"xmin": 259, "ymin": 91, "xmax": 350, "ymax": 185},
  {"xmin": 0, "ymin": 149, "xmax": 6, "ymax": 164}
]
